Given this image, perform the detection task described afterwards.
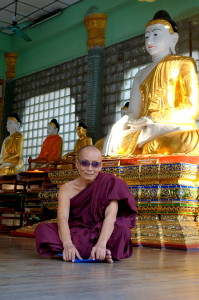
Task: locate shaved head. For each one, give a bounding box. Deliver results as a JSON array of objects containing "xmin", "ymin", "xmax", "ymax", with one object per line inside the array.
[
  {"xmin": 77, "ymin": 145, "xmax": 102, "ymax": 160},
  {"xmin": 76, "ymin": 145, "xmax": 102, "ymax": 183}
]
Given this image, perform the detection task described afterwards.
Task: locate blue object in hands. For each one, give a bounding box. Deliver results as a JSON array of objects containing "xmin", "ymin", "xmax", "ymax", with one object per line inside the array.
[
  {"xmin": 74, "ymin": 258, "xmax": 101, "ymax": 263},
  {"xmin": 57, "ymin": 254, "xmax": 101, "ymax": 263}
]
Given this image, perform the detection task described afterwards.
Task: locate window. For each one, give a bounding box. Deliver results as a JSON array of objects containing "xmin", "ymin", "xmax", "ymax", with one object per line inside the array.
[
  {"xmin": 13, "ymin": 89, "xmax": 78, "ymax": 168},
  {"xmin": 13, "ymin": 57, "xmax": 87, "ymax": 169}
]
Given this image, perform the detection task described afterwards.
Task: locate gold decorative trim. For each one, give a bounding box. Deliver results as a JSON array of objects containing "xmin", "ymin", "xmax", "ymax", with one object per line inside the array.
[
  {"xmin": 48, "ymin": 169, "xmax": 79, "ymax": 184},
  {"xmin": 8, "ymin": 117, "xmax": 18, "ymax": 123},
  {"xmin": 145, "ymin": 19, "xmax": 174, "ymax": 34},
  {"xmin": 48, "ymin": 122, "xmax": 56, "ymax": 128},
  {"xmin": 4, "ymin": 52, "xmax": 18, "ymax": 79},
  {"xmin": 84, "ymin": 13, "xmax": 108, "ymax": 49}
]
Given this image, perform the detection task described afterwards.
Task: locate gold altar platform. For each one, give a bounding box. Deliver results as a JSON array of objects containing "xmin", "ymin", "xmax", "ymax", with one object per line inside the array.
[{"xmin": 12, "ymin": 155, "xmax": 199, "ymax": 250}]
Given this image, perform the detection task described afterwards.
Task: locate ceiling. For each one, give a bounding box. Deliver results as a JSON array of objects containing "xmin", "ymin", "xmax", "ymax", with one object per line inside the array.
[{"xmin": 0, "ymin": 0, "xmax": 82, "ymax": 35}]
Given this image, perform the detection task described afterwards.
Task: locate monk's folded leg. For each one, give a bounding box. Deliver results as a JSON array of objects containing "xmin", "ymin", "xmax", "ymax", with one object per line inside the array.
[
  {"xmin": 34, "ymin": 222, "xmax": 63, "ymax": 257},
  {"xmin": 70, "ymin": 227, "xmax": 96, "ymax": 259},
  {"xmin": 107, "ymin": 226, "xmax": 133, "ymax": 260}
]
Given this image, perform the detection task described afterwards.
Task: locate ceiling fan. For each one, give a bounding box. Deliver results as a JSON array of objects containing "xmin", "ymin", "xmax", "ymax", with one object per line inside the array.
[{"xmin": 0, "ymin": 0, "xmax": 32, "ymax": 42}]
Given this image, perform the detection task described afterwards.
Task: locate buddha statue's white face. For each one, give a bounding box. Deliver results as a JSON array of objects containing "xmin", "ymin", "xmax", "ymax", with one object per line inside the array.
[
  {"xmin": 145, "ymin": 23, "xmax": 177, "ymax": 56},
  {"xmin": 47, "ymin": 124, "xmax": 58, "ymax": 136},
  {"xmin": 6, "ymin": 119, "xmax": 20, "ymax": 134}
]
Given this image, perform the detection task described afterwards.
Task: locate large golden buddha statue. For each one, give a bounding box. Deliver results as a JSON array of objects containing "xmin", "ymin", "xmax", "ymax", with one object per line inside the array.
[
  {"xmin": 62, "ymin": 122, "xmax": 92, "ymax": 160},
  {"xmin": 0, "ymin": 113, "xmax": 24, "ymax": 175},
  {"xmin": 28, "ymin": 119, "xmax": 62, "ymax": 170},
  {"xmin": 102, "ymin": 10, "xmax": 199, "ymax": 157}
]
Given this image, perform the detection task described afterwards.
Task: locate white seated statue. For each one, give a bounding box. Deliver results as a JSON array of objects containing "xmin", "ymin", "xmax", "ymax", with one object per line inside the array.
[
  {"xmin": 102, "ymin": 10, "xmax": 199, "ymax": 157},
  {"xmin": 28, "ymin": 118, "xmax": 62, "ymax": 170},
  {"xmin": 0, "ymin": 113, "xmax": 24, "ymax": 175}
]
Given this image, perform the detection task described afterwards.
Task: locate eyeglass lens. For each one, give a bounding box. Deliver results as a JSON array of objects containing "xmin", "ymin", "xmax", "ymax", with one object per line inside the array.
[{"xmin": 79, "ymin": 160, "xmax": 101, "ymax": 168}]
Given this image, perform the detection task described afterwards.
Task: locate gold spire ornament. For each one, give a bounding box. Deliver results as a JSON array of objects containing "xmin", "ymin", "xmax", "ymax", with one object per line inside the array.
[
  {"xmin": 4, "ymin": 52, "xmax": 18, "ymax": 79},
  {"xmin": 84, "ymin": 13, "xmax": 108, "ymax": 49}
]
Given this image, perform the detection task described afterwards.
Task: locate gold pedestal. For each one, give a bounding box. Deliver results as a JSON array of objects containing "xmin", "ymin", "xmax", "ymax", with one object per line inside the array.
[{"xmin": 132, "ymin": 214, "xmax": 165, "ymax": 248}]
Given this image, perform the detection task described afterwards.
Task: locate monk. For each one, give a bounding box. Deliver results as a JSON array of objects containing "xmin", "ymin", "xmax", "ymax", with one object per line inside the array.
[
  {"xmin": 0, "ymin": 112, "xmax": 24, "ymax": 175},
  {"xmin": 102, "ymin": 10, "xmax": 199, "ymax": 156},
  {"xmin": 29, "ymin": 118, "xmax": 62, "ymax": 170},
  {"xmin": 35, "ymin": 145, "xmax": 137, "ymax": 263}
]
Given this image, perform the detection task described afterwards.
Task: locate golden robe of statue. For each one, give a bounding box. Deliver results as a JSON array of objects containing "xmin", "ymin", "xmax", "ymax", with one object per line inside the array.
[
  {"xmin": 72, "ymin": 136, "xmax": 93, "ymax": 155},
  {"xmin": 58, "ymin": 123, "xmax": 92, "ymax": 170},
  {"xmin": 0, "ymin": 132, "xmax": 24, "ymax": 175},
  {"xmin": 62, "ymin": 123, "xmax": 92, "ymax": 159},
  {"xmin": 119, "ymin": 54, "xmax": 199, "ymax": 156}
]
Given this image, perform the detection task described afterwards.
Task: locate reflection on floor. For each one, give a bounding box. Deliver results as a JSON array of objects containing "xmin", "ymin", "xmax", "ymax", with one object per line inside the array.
[{"xmin": 1, "ymin": 235, "xmax": 199, "ymax": 300}]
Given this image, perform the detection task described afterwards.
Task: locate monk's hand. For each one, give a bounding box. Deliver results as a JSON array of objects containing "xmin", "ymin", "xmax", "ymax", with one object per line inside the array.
[
  {"xmin": 63, "ymin": 243, "xmax": 82, "ymax": 262},
  {"xmin": 90, "ymin": 243, "xmax": 106, "ymax": 261}
]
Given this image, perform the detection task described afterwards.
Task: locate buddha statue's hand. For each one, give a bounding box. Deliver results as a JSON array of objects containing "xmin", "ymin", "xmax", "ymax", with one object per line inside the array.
[
  {"xmin": 110, "ymin": 115, "xmax": 129, "ymax": 132},
  {"xmin": 0, "ymin": 162, "xmax": 4, "ymax": 169},
  {"xmin": 128, "ymin": 116, "xmax": 153, "ymax": 130},
  {"xmin": 62, "ymin": 153, "xmax": 76, "ymax": 160},
  {"xmin": 0, "ymin": 162, "xmax": 14, "ymax": 169}
]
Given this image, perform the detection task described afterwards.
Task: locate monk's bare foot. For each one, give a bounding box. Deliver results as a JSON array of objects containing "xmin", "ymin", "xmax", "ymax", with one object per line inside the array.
[{"xmin": 104, "ymin": 249, "xmax": 113, "ymax": 263}]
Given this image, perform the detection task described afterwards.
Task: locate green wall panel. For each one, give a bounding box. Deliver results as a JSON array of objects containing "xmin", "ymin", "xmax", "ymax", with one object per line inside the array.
[
  {"xmin": 0, "ymin": 0, "xmax": 198, "ymax": 79},
  {"xmin": 0, "ymin": 34, "xmax": 12, "ymax": 78},
  {"xmin": 15, "ymin": 25, "xmax": 88, "ymax": 77},
  {"xmin": 106, "ymin": 0, "xmax": 199, "ymax": 46}
]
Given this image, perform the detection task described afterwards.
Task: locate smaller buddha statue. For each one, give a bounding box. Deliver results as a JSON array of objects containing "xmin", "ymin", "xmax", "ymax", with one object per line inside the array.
[
  {"xmin": 28, "ymin": 119, "xmax": 63, "ymax": 170},
  {"xmin": 0, "ymin": 112, "xmax": 24, "ymax": 175},
  {"xmin": 57, "ymin": 122, "xmax": 92, "ymax": 169},
  {"xmin": 62, "ymin": 122, "xmax": 92, "ymax": 160}
]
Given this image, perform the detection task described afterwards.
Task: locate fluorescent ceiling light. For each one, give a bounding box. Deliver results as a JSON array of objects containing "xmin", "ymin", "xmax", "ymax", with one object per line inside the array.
[{"xmin": 30, "ymin": 9, "xmax": 62, "ymax": 27}]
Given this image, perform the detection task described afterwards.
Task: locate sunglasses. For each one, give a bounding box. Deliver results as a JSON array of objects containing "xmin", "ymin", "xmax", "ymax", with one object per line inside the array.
[{"xmin": 78, "ymin": 159, "xmax": 102, "ymax": 168}]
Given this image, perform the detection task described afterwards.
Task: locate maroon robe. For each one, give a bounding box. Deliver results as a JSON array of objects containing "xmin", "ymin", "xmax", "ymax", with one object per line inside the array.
[{"xmin": 35, "ymin": 172, "xmax": 137, "ymax": 260}]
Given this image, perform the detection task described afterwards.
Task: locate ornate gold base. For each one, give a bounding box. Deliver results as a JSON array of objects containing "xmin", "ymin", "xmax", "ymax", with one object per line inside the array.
[{"xmin": 132, "ymin": 214, "xmax": 199, "ymax": 250}]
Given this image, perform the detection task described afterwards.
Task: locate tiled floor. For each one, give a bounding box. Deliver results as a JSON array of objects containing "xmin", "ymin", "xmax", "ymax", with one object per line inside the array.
[{"xmin": 1, "ymin": 235, "xmax": 199, "ymax": 300}]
